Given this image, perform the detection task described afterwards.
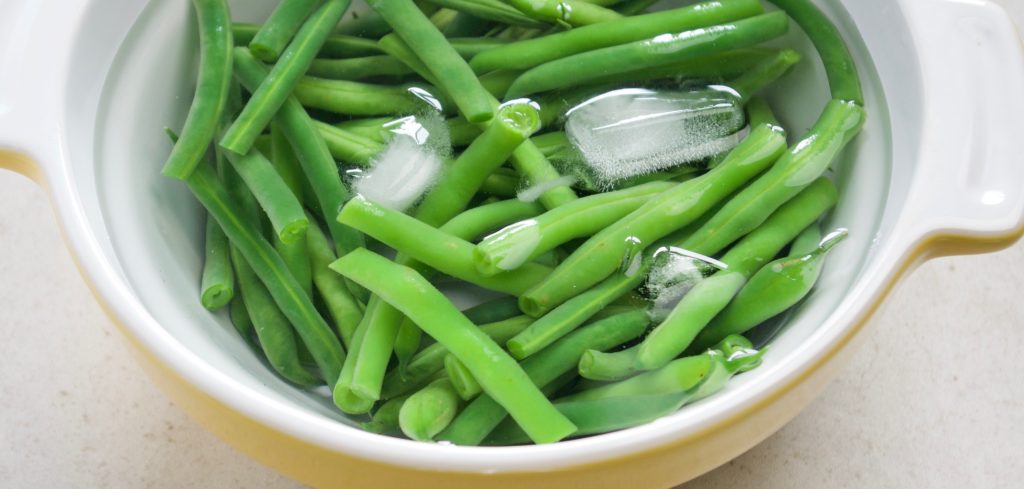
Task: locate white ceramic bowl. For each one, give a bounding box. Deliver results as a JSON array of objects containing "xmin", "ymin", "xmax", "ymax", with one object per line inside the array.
[{"xmin": 2, "ymin": 1, "xmax": 1023, "ymax": 487}]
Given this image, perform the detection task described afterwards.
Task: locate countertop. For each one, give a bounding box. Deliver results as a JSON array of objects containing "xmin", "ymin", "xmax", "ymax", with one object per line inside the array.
[{"xmin": 2, "ymin": 2, "xmax": 1023, "ymax": 487}]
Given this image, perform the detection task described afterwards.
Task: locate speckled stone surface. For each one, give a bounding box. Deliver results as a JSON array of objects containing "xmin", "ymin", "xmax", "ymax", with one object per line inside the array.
[{"xmin": 2, "ymin": 3, "xmax": 1023, "ymax": 487}]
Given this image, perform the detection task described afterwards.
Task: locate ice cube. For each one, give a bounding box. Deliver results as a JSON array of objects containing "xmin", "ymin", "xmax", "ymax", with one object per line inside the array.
[
  {"xmin": 355, "ymin": 114, "xmax": 450, "ymax": 212},
  {"xmin": 644, "ymin": 246, "xmax": 728, "ymax": 310},
  {"xmin": 564, "ymin": 86, "xmax": 746, "ymax": 188}
]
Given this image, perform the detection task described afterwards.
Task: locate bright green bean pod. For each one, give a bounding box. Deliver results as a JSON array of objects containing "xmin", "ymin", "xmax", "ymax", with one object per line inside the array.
[
  {"xmin": 507, "ymin": 0, "xmax": 622, "ymax": 26},
  {"xmin": 249, "ymin": 0, "xmax": 321, "ymax": 62},
  {"xmin": 306, "ymin": 218, "xmax": 364, "ymax": 348},
  {"xmin": 677, "ymin": 100, "xmax": 864, "ymax": 257},
  {"xmin": 768, "ymin": 0, "xmax": 862, "ymax": 104},
  {"xmin": 307, "ymin": 55, "xmax": 414, "ymax": 80},
  {"xmin": 273, "ymin": 231, "xmax": 312, "ymax": 298},
  {"xmin": 578, "ymin": 345, "xmax": 640, "ymax": 381},
  {"xmin": 161, "ymin": 0, "xmax": 232, "ymax": 180},
  {"xmin": 368, "ymin": 0, "xmax": 494, "ymax": 123},
  {"xmin": 362, "ymin": 394, "xmax": 409, "ymax": 435},
  {"xmin": 186, "ymin": 162, "xmax": 346, "ymax": 386},
  {"xmin": 378, "ymin": 33, "xmax": 441, "ymax": 86},
  {"xmin": 331, "ymin": 249, "xmax": 577, "ymax": 444},
  {"xmin": 567, "ymin": 354, "xmax": 712, "ymax": 402},
  {"xmin": 474, "ymin": 181, "xmax": 675, "ymax": 276},
  {"xmin": 331, "ymin": 295, "xmax": 377, "ymax": 414},
  {"xmin": 414, "ymin": 102, "xmax": 541, "ymax": 226},
  {"xmin": 232, "ymin": 47, "xmax": 365, "ymax": 256},
  {"xmin": 231, "ymin": 247, "xmax": 321, "ymax": 386},
  {"xmin": 382, "ymin": 316, "xmax": 533, "ymax": 400},
  {"xmin": 449, "ymin": 37, "xmax": 512, "ymax": 58},
  {"xmin": 509, "ymin": 141, "xmax": 579, "ymax": 209},
  {"xmin": 333, "ymin": 117, "xmax": 393, "ymax": 143},
  {"xmin": 437, "ymin": 310, "xmax": 650, "ymax": 445},
  {"xmin": 421, "ymin": 0, "xmax": 547, "ymax": 27},
  {"xmin": 221, "ymin": 0, "xmax": 352, "ymax": 155},
  {"xmin": 399, "ymin": 379, "xmax": 463, "ymax": 441},
  {"xmin": 333, "ymin": 295, "xmax": 405, "ymax": 412},
  {"xmin": 520, "ymin": 124, "xmax": 788, "ymax": 317},
  {"xmin": 313, "ymin": 120, "xmax": 384, "ymax": 166},
  {"xmin": 470, "ymin": 0, "xmax": 762, "ymax": 73},
  {"xmin": 634, "ymin": 178, "xmax": 839, "ymax": 371},
  {"xmin": 340, "ymin": 197, "xmax": 551, "ymax": 295},
  {"xmin": 223, "ymin": 147, "xmax": 309, "ymax": 244},
  {"xmin": 693, "ymin": 228, "xmax": 848, "ymax": 351},
  {"xmin": 200, "ymin": 213, "xmax": 234, "ymax": 310},
  {"xmin": 446, "ymin": 354, "xmax": 482, "ymax": 400},
  {"xmin": 585, "ymin": 48, "xmax": 782, "ymax": 88},
  {"xmin": 294, "ymin": 77, "xmax": 450, "ymax": 116},
  {"xmin": 505, "ymin": 12, "xmax": 789, "ymax": 98},
  {"xmin": 479, "ymin": 171, "xmax": 520, "ymax": 198},
  {"xmin": 235, "ymin": 22, "xmax": 384, "ymax": 58},
  {"xmin": 270, "ymin": 123, "xmax": 305, "ymax": 201},
  {"xmin": 729, "ymin": 49, "xmax": 802, "ymax": 102}
]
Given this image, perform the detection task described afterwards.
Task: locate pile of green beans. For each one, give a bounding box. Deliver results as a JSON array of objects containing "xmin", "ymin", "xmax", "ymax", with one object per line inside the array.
[{"xmin": 162, "ymin": 0, "xmax": 864, "ymax": 446}]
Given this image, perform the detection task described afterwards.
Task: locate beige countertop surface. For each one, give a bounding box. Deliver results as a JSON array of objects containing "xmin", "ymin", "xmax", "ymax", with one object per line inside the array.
[{"xmin": 2, "ymin": 2, "xmax": 1023, "ymax": 487}]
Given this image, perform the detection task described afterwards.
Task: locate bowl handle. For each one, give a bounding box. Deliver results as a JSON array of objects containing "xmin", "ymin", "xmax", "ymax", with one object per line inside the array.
[
  {"xmin": 896, "ymin": 0, "xmax": 1024, "ymax": 255},
  {"xmin": 0, "ymin": 0, "xmax": 89, "ymax": 187}
]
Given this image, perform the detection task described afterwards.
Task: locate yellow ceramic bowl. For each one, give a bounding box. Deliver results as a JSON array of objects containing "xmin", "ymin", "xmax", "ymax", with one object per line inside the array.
[{"xmin": 1, "ymin": 0, "xmax": 1023, "ymax": 487}]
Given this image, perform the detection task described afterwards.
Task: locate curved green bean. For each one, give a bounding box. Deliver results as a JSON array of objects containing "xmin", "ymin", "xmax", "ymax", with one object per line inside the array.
[
  {"xmin": 162, "ymin": 0, "xmax": 232, "ymax": 180},
  {"xmin": 470, "ymin": 0, "xmax": 762, "ymax": 73},
  {"xmin": 331, "ymin": 249, "xmax": 577, "ymax": 444},
  {"xmin": 249, "ymin": 0, "xmax": 321, "ymax": 62},
  {"xmin": 306, "ymin": 218, "xmax": 364, "ymax": 348},
  {"xmin": 223, "ymin": 147, "xmax": 309, "ymax": 244},
  {"xmin": 221, "ymin": 0, "xmax": 352, "ymax": 155}
]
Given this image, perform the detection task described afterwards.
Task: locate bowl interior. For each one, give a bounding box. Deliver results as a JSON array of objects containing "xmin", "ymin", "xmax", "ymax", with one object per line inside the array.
[{"xmin": 64, "ymin": 0, "xmax": 902, "ymax": 458}]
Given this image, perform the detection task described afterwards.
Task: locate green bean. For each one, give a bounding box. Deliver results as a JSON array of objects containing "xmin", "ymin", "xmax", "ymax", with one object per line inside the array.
[
  {"xmin": 186, "ymin": 162, "xmax": 346, "ymax": 386},
  {"xmin": 330, "ymin": 249, "xmax": 576, "ymax": 443},
  {"xmin": 331, "ymin": 295, "xmax": 378, "ymax": 414},
  {"xmin": 505, "ymin": 12, "xmax": 789, "ymax": 98},
  {"xmin": 479, "ymin": 171, "xmax": 520, "ymax": 197},
  {"xmin": 568, "ymin": 354, "xmax": 712, "ymax": 402},
  {"xmin": 437, "ymin": 309, "xmax": 649, "ymax": 445},
  {"xmin": 768, "ymin": 0, "xmax": 862, "ymax": 104},
  {"xmin": 420, "ymin": 0, "xmax": 547, "ymax": 27},
  {"xmin": 614, "ymin": 0, "xmax": 659, "ymax": 15},
  {"xmin": 294, "ymin": 77, "xmax": 450, "ymax": 116},
  {"xmin": 446, "ymin": 354, "xmax": 482, "ymax": 400},
  {"xmin": 729, "ymin": 49, "xmax": 802, "ymax": 102},
  {"xmin": 229, "ymin": 294, "xmax": 256, "ymax": 346},
  {"xmin": 231, "ymin": 247, "xmax": 321, "ymax": 386},
  {"xmin": 399, "ymin": 378, "xmax": 463, "ymax": 441},
  {"xmin": 200, "ymin": 213, "xmax": 234, "ymax": 310},
  {"xmin": 236, "ymin": 22, "xmax": 386, "ymax": 59},
  {"xmin": 221, "ymin": 0, "xmax": 352, "ymax": 155},
  {"xmin": 474, "ymin": 181, "xmax": 676, "ymax": 276},
  {"xmin": 312, "ymin": 120, "xmax": 384, "ymax": 166},
  {"xmin": 162, "ymin": 0, "xmax": 232, "ymax": 180},
  {"xmin": 334, "ymin": 11, "xmax": 391, "ymax": 38},
  {"xmin": 629, "ymin": 178, "xmax": 839, "ymax": 373},
  {"xmin": 306, "ymin": 218, "xmax": 364, "ymax": 348},
  {"xmin": 519, "ymin": 123, "xmax": 788, "ymax": 317},
  {"xmin": 333, "ymin": 117, "xmax": 393, "ymax": 143},
  {"xmin": 378, "ymin": 34, "xmax": 441, "ymax": 86},
  {"xmin": 270, "ymin": 123, "xmax": 305, "ymax": 201},
  {"xmin": 382, "ymin": 316, "xmax": 533, "ymax": 400},
  {"xmin": 307, "ymin": 55, "xmax": 414, "ymax": 80},
  {"xmin": 509, "ymin": 141, "xmax": 579, "ymax": 209},
  {"xmin": 249, "ymin": 0, "xmax": 321, "ymax": 62},
  {"xmin": 362, "ymin": 394, "xmax": 408, "ymax": 435},
  {"xmin": 368, "ymin": 0, "xmax": 494, "ymax": 123},
  {"xmin": 232, "ymin": 47, "xmax": 365, "ymax": 256},
  {"xmin": 677, "ymin": 100, "xmax": 864, "ymax": 258},
  {"xmin": 339, "ymin": 197, "xmax": 551, "ymax": 295},
  {"xmin": 273, "ymin": 231, "xmax": 312, "ymax": 298},
  {"xmin": 578, "ymin": 345, "xmax": 640, "ymax": 381},
  {"xmin": 440, "ymin": 199, "xmax": 545, "ymax": 243},
  {"xmin": 470, "ymin": 0, "xmax": 762, "ymax": 73},
  {"xmin": 333, "ymin": 295, "xmax": 404, "ymax": 413},
  {"xmin": 223, "ymin": 147, "xmax": 309, "ymax": 244},
  {"xmin": 585, "ymin": 48, "xmax": 781, "ymax": 88},
  {"xmin": 414, "ymin": 102, "xmax": 541, "ymax": 226},
  {"xmin": 448, "ymin": 37, "xmax": 512, "ymax": 58},
  {"xmin": 507, "ymin": 0, "xmax": 622, "ymax": 26},
  {"xmin": 692, "ymin": 227, "xmax": 848, "ymax": 351}
]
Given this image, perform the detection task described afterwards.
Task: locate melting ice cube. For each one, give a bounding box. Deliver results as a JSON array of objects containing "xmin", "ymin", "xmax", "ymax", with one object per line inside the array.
[
  {"xmin": 354, "ymin": 113, "xmax": 451, "ymax": 212},
  {"xmin": 564, "ymin": 86, "xmax": 747, "ymax": 187}
]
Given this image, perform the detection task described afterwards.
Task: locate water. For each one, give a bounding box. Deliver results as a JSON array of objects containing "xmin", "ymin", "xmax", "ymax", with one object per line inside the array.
[
  {"xmin": 564, "ymin": 86, "xmax": 747, "ymax": 188},
  {"xmin": 644, "ymin": 246, "xmax": 728, "ymax": 311}
]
